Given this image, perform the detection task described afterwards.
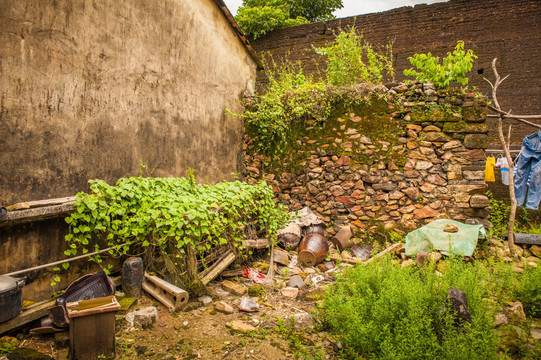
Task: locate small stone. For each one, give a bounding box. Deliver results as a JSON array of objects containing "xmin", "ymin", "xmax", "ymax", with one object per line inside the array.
[
  {"xmin": 198, "ymin": 296, "xmax": 213, "ymax": 307},
  {"xmin": 222, "ymin": 280, "xmax": 247, "ymax": 296},
  {"xmin": 228, "ymin": 320, "xmax": 256, "ymax": 333},
  {"xmin": 505, "ymin": 302, "xmax": 526, "ymax": 323},
  {"xmin": 447, "ymin": 287, "xmax": 472, "ymax": 324},
  {"xmin": 126, "ymin": 306, "xmax": 158, "ymax": 327},
  {"xmin": 530, "ymin": 245, "xmax": 541, "ymax": 258},
  {"xmin": 401, "ymin": 259, "xmax": 416, "ymax": 268},
  {"xmin": 287, "ymin": 275, "xmax": 307, "ymax": 290},
  {"xmin": 239, "ymin": 297, "xmax": 259, "ymax": 312},
  {"xmin": 214, "ymin": 301, "xmax": 234, "ymax": 314},
  {"xmin": 493, "ymin": 313, "xmax": 508, "ymax": 327},
  {"xmin": 470, "ymin": 194, "xmax": 490, "ymax": 208},
  {"xmin": 281, "ymin": 287, "xmax": 299, "ymax": 299},
  {"xmin": 413, "ymin": 206, "xmax": 440, "ymax": 219},
  {"xmin": 443, "ymin": 223, "xmax": 459, "ymax": 233}
]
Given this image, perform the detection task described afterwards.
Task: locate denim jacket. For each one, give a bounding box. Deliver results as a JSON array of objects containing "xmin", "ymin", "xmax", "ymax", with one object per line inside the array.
[{"xmin": 514, "ymin": 130, "xmax": 541, "ymax": 210}]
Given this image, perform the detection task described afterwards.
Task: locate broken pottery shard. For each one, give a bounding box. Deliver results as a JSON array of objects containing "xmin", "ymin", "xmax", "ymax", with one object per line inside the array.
[
  {"xmin": 126, "ymin": 306, "xmax": 158, "ymax": 327},
  {"xmin": 228, "ymin": 320, "xmax": 256, "ymax": 333},
  {"xmin": 447, "ymin": 287, "xmax": 472, "ymax": 325},
  {"xmin": 331, "ymin": 226, "xmax": 353, "ymax": 252},
  {"xmin": 214, "ymin": 301, "xmax": 234, "ymax": 314},
  {"xmin": 287, "ymin": 275, "xmax": 307, "ymax": 290},
  {"xmin": 350, "ymin": 244, "xmax": 373, "ymax": 260},
  {"xmin": 281, "ymin": 287, "xmax": 300, "ymax": 299},
  {"xmin": 221, "ymin": 280, "xmax": 247, "ymax": 296},
  {"xmin": 273, "ymin": 248, "xmax": 290, "ymax": 266},
  {"xmin": 239, "ymin": 296, "xmax": 259, "ymax": 312},
  {"xmin": 318, "ymin": 262, "xmax": 335, "ymax": 272}
]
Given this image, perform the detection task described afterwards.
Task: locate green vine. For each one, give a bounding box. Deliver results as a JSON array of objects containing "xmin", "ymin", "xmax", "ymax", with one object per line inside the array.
[{"xmin": 64, "ymin": 174, "xmax": 288, "ymax": 272}]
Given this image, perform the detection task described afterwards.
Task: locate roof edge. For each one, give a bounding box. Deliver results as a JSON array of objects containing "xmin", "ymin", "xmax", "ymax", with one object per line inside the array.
[{"xmin": 212, "ymin": 0, "xmax": 264, "ymax": 70}]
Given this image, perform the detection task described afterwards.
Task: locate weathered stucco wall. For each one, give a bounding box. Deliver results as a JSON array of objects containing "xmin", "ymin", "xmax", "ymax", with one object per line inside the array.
[
  {"xmin": 251, "ymin": 0, "xmax": 541, "ymax": 147},
  {"xmin": 0, "ymin": 0, "xmax": 257, "ymax": 204}
]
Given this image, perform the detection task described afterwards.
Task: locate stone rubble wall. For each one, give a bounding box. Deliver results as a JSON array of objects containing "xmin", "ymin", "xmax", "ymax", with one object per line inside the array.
[{"xmin": 243, "ymin": 82, "xmax": 490, "ymax": 236}]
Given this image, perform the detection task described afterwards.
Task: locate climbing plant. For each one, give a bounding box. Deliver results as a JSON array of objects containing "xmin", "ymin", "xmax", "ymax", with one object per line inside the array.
[{"xmin": 63, "ymin": 174, "xmax": 288, "ymax": 270}]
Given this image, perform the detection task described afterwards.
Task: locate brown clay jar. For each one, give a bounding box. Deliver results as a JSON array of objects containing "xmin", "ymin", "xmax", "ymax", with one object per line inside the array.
[{"xmin": 298, "ymin": 233, "xmax": 329, "ymax": 267}]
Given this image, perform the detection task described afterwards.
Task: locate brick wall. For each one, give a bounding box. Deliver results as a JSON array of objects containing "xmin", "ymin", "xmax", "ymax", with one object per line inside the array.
[{"xmin": 251, "ymin": 0, "xmax": 541, "ymax": 147}]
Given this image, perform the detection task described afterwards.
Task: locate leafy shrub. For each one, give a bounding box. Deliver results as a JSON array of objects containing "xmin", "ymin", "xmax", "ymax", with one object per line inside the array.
[
  {"xmin": 514, "ymin": 265, "xmax": 541, "ymax": 317},
  {"xmin": 313, "ymin": 27, "xmax": 394, "ymax": 86},
  {"xmin": 64, "ymin": 175, "xmax": 288, "ymax": 271},
  {"xmin": 321, "ymin": 258, "xmax": 502, "ymax": 359},
  {"xmin": 486, "ymin": 191, "xmax": 530, "ymax": 236},
  {"xmin": 403, "ymin": 40, "xmax": 477, "ymax": 88}
]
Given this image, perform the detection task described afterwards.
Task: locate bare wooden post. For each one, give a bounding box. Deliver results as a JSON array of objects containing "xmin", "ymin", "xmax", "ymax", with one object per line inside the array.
[
  {"xmin": 487, "ymin": 58, "xmax": 516, "ymax": 255},
  {"xmin": 485, "ymin": 58, "xmax": 541, "ymax": 256}
]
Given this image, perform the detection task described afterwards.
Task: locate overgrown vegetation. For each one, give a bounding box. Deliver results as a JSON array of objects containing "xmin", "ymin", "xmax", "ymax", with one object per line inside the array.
[
  {"xmin": 241, "ymin": 27, "xmax": 395, "ymax": 163},
  {"xmin": 313, "ymin": 27, "xmax": 394, "ymax": 86},
  {"xmin": 321, "ymin": 257, "xmax": 539, "ymax": 360},
  {"xmin": 235, "ymin": 0, "xmax": 343, "ymax": 38},
  {"xmin": 404, "ymin": 40, "xmax": 477, "ymax": 88},
  {"xmin": 487, "ymin": 191, "xmax": 533, "ymax": 236},
  {"xmin": 63, "ymin": 174, "xmax": 288, "ymax": 279}
]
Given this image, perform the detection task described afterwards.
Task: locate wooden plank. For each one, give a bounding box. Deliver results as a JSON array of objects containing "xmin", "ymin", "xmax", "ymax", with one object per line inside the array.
[
  {"xmin": 0, "ymin": 299, "xmax": 56, "ymax": 336},
  {"xmin": 6, "ymin": 197, "xmax": 76, "ymax": 211},
  {"xmin": 0, "ymin": 203, "xmax": 74, "ymax": 228},
  {"xmin": 243, "ymin": 238, "xmax": 270, "ymax": 249},
  {"xmin": 329, "ymin": 254, "xmax": 364, "ymax": 265},
  {"xmin": 199, "ymin": 250, "xmax": 236, "ymax": 285},
  {"xmin": 365, "ymin": 243, "xmax": 405, "ymax": 264},
  {"xmin": 514, "ymin": 233, "xmax": 541, "ymax": 245}
]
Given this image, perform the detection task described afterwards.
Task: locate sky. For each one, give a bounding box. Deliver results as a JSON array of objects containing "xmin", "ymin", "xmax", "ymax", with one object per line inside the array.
[{"xmin": 223, "ymin": 0, "xmax": 450, "ymax": 18}]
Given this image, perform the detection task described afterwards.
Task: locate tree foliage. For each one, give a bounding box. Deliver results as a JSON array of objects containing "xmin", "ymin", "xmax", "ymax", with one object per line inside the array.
[{"xmin": 235, "ymin": 0, "xmax": 343, "ymax": 38}]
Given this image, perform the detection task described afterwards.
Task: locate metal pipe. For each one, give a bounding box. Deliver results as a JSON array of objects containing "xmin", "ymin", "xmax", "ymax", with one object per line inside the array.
[{"xmin": 3, "ymin": 243, "xmax": 127, "ymax": 277}]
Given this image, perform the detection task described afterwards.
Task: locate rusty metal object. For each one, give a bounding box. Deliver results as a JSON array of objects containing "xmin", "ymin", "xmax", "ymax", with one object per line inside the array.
[
  {"xmin": 298, "ymin": 234, "xmax": 329, "ymax": 267},
  {"xmin": 331, "ymin": 226, "xmax": 354, "ymax": 252},
  {"xmin": 350, "ymin": 244, "xmax": 374, "ymax": 260},
  {"xmin": 302, "ymin": 224, "xmax": 326, "ymax": 237}
]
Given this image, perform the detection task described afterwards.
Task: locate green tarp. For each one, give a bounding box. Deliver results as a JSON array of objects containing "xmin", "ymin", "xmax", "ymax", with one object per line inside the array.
[{"xmin": 405, "ymin": 219, "xmax": 486, "ymax": 257}]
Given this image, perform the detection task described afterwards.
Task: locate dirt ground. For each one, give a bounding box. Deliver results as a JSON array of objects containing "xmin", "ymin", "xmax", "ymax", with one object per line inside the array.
[{"xmin": 4, "ymin": 259, "xmax": 343, "ymax": 360}]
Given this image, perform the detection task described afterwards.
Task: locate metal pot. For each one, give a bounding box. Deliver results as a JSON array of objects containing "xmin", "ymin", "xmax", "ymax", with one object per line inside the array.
[{"xmin": 0, "ymin": 275, "xmax": 25, "ymax": 323}]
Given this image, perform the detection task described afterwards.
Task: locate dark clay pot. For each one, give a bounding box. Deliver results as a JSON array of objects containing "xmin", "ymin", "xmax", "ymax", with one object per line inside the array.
[
  {"xmin": 298, "ymin": 233, "xmax": 329, "ymax": 267},
  {"xmin": 302, "ymin": 224, "xmax": 326, "ymax": 237},
  {"xmin": 279, "ymin": 233, "xmax": 301, "ymax": 249}
]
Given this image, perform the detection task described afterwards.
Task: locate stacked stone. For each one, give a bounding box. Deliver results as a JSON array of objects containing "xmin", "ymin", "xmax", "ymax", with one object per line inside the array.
[{"xmin": 243, "ymin": 82, "xmax": 490, "ymax": 235}]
